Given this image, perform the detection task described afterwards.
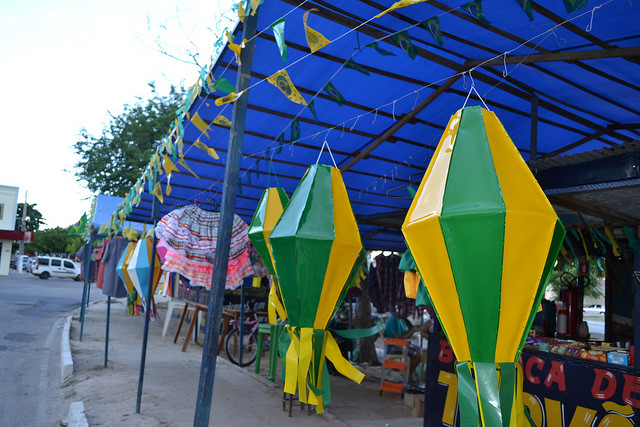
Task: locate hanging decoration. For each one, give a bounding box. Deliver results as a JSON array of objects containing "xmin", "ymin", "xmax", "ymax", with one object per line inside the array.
[
  {"xmin": 190, "ymin": 111, "xmax": 212, "ymax": 137},
  {"xmin": 323, "ymin": 81, "xmax": 346, "ymax": 106},
  {"xmin": 213, "ymin": 77, "xmax": 236, "ymax": 94},
  {"xmin": 461, "ymin": 0, "xmax": 491, "ymax": 25},
  {"xmin": 344, "ymin": 58, "xmax": 370, "ymax": 75},
  {"xmin": 290, "ymin": 118, "xmax": 301, "ymax": 142},
  {"xmin": 126, "ymin": 234, "xmax": 162, "ymax": 312},
  {"xmin": 68, "ymin": 213, "xmax": 88, "ymax": 236},
  {"xmin": 391, "ymin": 30, "xmax": 417, "ymax": 59},
  {"xmin": 514, "ymin": 0, "xmax": 534, "ymax": 21},
  {"xmin": 563, "ymin": 0, "xmax": 588, "ymax": 12},
  {"xmin": 194, "ymin": 140, "xmax": 220, "ymax": 160},
  {"xmin": 116, "ymin": 241, "xmax": 140, "ymax": 312},
  {"xmin": 248, "ymin": 187, "xmax": 290, "ymax": 324},
  {"xmin": 402, "ymin": 106, "xmax": 564, "ymax": 426},
  {"xmin": 366, "ymin": 41, "xmax": 396, "ymax": 56},
  {"xmin": 269, "ymin": 17, "xmax": 287, "ymax": 62},
  {"xmin": 152, "ymin": 182, "xmax": 164, "ymax": 203},
  {"xmin": 213, "ymin": 115, "xmax": 232, "ymax": 127},
  {"xmin": 267, "ymin": 69, "xmax": 307, "ymax": 105},
  {"xmin": 269, "ymin": 164, "xmax": 366, "ymax": 413},
  {"xmin": 421, "ymin": 16, "xmax": 444, "ymax": 46},
  {"xmin": 303, "ymin": 11, "xmax": 331, "ymax": 53},
  {"xmin": 375, "ymin": 0, "xmax": 429, "ymax": 18},
  {"xmin": 215, "ymin": 91, "xmax": 244, "ymax": 106},
  {"xmin": 225, "ymin": 30, "xmax": 246, "ymax": 65}
]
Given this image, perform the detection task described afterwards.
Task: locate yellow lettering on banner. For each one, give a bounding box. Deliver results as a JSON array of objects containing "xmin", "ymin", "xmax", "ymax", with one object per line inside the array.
[
  {"xmin": 545, "ymin": 398, "xmax": 563, "ymax": 426},
  {"xmin": 437, "ymin": 370, "xmax": 458, "ymax": 426},
  {"xmin": 522, "ymin": 392, "xmax": 543, "ymax": 427}
]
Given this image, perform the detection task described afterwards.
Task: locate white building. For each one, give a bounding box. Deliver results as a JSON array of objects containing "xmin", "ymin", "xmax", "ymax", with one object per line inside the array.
[{"xmin": 0, "ymin": 186, "xmax": 19, "ymax": 276}]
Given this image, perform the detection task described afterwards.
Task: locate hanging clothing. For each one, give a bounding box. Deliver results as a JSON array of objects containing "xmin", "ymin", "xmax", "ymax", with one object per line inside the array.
[
  {"xmin": 371, "ymin": 253, "xmax": 414, "ymax": 317},
  {"xmin": 76, "ymin": 243, "xmax": 98, "ymax": 283},
  {"xmin": 101, "ymin": 237, "xmax": 129, "ymax": 298},
  {"xmin": 155, "ymin": 205, "xmax": 254, "ymax": 289}
]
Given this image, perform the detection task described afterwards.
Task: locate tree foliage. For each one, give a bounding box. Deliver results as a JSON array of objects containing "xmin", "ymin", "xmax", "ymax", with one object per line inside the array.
[
  {"xmin": 15, "ymin": 203, "xmax": 45, "ymax": 231},
  {"xmin": 546, "ymin": 263, "xmax": 605, "ymax": 300},
  {"xmin": 25, "ymin": 226, "xmax": 83, "ymax": 256},
  {"xmin": 73, "ymin": 83, "xmax": 184, "ymax": 196}
]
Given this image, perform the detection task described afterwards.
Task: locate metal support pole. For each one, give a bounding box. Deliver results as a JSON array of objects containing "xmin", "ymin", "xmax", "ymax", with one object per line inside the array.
[
  {"xmin": 239, "ymin": 282, "xmax": 245, "ymax": 365},
  {"xmin": 634, "ymin": 252, "xmax": 640, "ymax": 371},
  {"xmin": 136, "ymin": 197, "xmax": 160, "ymax": 413},
  {"xmin": 79, "ymin": 231, "xmax": 94, "ymax": 342},
  {"xmin": 194, "ymin": 11, "xmax": 258, "ymax": 427},
  {"xmin": 104, "ymin": 296, "xmax": 111, "ymax": 368}
]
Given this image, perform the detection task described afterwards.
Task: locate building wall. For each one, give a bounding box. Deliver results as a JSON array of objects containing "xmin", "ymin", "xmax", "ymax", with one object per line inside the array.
[{"xmin": 0, "ymin": 185, "xmax": 19, "ymax": 276}]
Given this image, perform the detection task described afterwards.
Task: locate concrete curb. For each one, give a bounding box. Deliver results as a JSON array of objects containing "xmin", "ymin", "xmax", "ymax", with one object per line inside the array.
[
  {"xmin": 66, "ymin": 401, "xmax": 88, "ymax": 427},
  {"xmin": 60, "ymin": 315, "xmax": 73, "ymax": 384}
]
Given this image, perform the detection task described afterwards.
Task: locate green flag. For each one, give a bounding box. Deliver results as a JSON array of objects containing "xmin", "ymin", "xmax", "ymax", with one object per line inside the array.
[
  {"xmin": 421, "ymin": 16, "xmax": 444, "ymax": 46},
  {"xmin": 344, "ymin": 58, "xmax": 370, "ymax": 75},
  {"xmin": 461, "ymin": 0, "xmax": 490, "ymax": 25},
  {"xmin": 308, "ymin": 100, "xmax": 319, "ymax": 124},
  {"xmin": 213, "ymin": 77, "xmax": 236, "ymax": 94},
  {"xmin": 324, "ymin": 81, "xmax": 346, "ymax": 106},
  {"xmin": 291, "ymin": 118, "xmax": 300, "ymax": 142},
  {"xmin": 269, "ymin": 17, "xmax": 287, "ymax": 62},
  {"xmin": 366, "ymin": 41, "xmax": 396, "ymax": 56},
  {"xmin": 514, "ymin": 0, "xmax": 533, "ymax": 21},
  {"xmin": 392, "ymin": 30, "xmax": 417, "ymax": 59},
  {"xmin": 277, "ymin": 132, "xmax": 285, "ymax": 153},
  {"xmin": 562, "ymin": 0, "xmax": 587, "ymax": 12},
  {"xmin": 68, "ymin": 213, "xmax": 87, "ymax": 236}
]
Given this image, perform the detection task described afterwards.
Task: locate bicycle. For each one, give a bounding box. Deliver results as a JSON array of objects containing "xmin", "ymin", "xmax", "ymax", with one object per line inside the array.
[{"xmin": 225, "ymin": 311, "xmax": 267, "ymax": 367}]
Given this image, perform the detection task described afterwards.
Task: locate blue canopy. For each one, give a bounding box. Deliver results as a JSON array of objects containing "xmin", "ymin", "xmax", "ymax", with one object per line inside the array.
[{"xmin": 120, "ymin": 0, "xmax": 640, "ymax": 251}]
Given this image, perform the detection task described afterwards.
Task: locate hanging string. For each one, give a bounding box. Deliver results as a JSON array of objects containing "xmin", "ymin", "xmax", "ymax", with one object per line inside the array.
[{"xmin": 315, "ymin": 139, "xmax": 338, "ymax": 168}]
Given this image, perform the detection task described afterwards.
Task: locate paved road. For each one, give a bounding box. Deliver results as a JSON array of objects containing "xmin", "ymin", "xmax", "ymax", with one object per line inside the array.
[{"xmin": 0, "ymin": 271, "xmax": 100, "ymax": 426}]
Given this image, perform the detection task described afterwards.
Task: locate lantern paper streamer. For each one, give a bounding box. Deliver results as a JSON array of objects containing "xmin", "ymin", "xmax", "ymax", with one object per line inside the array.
[
  {"xmin": 248, "ymin": 187, "xmax": 290, "ymax": 324},
  {"xmin": 402, "ymin": 106, "xmax": 565, "ymax": 426},
  {"xmin": 269, "ymin": 164, "xmax": 366, "ymax": 412}
]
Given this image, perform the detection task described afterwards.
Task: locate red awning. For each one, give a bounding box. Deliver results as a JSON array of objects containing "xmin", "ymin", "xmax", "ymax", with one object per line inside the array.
[{"xmin": 0, "ymin": 230, "xmax": 33, "ymax": 242}]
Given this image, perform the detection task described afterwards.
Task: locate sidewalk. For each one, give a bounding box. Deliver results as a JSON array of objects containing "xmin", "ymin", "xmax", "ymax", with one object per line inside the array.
[{"xmin": 64, "ymin": 298, "xmax": 423, "ymax": 426}]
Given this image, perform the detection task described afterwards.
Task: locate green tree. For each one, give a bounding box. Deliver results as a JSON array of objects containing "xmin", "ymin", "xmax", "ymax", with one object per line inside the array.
[
  {"xmin": 27, "ymin": 227, "xmax": 79, "ymax": 255},
  {"xmin": 15, "ymin": 203, "xmax": 45, "ymax": 231},
  {"xmin": 546, "ymin": 263, "xmax": 605, "ymax": 300},
  {"xmin": 73, "ymin": 83, "xmax": 184, "ymax": 196}
]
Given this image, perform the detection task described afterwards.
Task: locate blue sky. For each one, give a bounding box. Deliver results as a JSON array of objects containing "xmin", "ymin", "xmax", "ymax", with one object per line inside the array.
[{"xmin": 0, "ymin": 0, "xmax": 234, "ymax": 229}]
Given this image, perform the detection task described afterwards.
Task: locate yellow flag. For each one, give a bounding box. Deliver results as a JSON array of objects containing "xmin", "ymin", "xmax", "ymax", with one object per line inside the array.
[
  {"xmin": 225, "ymin": 30, "xmax": 245, "ymax": 65},
  {"xmin": 238, "ymin": 1, "xmax": 245, "ymax": 22},
  {"xmin": 194, "ymin": 140, "xmax": 220, "ymax": 160},
  {"xmin": 162, "ymin": 155, "xmax": 179, "ymax": 176},
  {"xmin": 215, "ymin": 91, "xmax": 244, "ymax": 106},
  {"xmin": 214, "ymin": 115, "xmax": 232, "ymax": 128},
  {"xmin": 152, "ymin": 182, "xmax": 164, "ymax": 203},
  {"xmin": 250, "ymin": 0, "xmax": 260, "ymax": 15},
  {"xmin": 98, "ymin": 224, "xmax": 109, "ymax": 235},
  {"xmin": 190, "ymin": 111, "xmax": 211, "ymax": 137},
  {"xmin": 303, "ymin": 11, "xmax": 331, "ymax": 53},
  {"xmin": 375, "ymin": 0, "xmax": 428, "ymax": 18},
  {"xmin": 267, "ymin": 70, "xmax": 307, "ymax": 105},
  {"xmin": 179, "ymin": 157, "xmax": 199, "ymax": 178},
  {"xmin": 166, "ymin": 180, "xmax": 172, "ymax": 196}
]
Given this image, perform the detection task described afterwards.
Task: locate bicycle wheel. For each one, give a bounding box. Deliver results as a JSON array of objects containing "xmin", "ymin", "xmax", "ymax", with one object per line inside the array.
[{"xmin": 225, "ymin": 325, "xmax": 258, "ymax": 367}]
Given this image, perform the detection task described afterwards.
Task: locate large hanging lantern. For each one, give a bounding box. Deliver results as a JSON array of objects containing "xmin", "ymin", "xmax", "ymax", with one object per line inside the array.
[
  {"xmin": 402, "ymin": 106, "xmax": 565, "ymax": 426},
  {"xmin": 126, "ymin": 236, "xmax": 161, "ymax": 311},
  {"xmin": 248, "ymin": 187, "xmax": 289, "ymax": 324},
  {"xmin": 269, "ymin": 164, "xmax": 365, "ymax": 412}
]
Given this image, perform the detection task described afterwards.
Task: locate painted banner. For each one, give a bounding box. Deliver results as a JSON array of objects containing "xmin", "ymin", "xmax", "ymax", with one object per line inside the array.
[{"xmin": 424, "ymin": 333, "xmax": 640, "ymax": 426}]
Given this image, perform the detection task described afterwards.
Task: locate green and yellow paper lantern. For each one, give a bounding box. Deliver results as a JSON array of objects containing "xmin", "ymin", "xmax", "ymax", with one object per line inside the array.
[
  {"xmin": 269, "ymin": 164, "xmax": 366, "ymax": 412},
  {"xmin": 248, "ymin": 187, "xmax": 289, "ymax": 324},
  {"xmin": 402, "ymin": 106, "xmax": 565, "ymax": 426}
]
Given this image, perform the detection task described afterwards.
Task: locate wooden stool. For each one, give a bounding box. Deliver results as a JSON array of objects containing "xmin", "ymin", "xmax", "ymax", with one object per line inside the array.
[
  {"xmin": 282, "ymin": 392, "xmax": 312, "ymax": 417},
  {"xmin": 254, "ymin": 323, "xmax": 283, "ymax": 382},
  {"xmin": 173, "ymin": 301, "xmax": 208, "ymax": 352}
]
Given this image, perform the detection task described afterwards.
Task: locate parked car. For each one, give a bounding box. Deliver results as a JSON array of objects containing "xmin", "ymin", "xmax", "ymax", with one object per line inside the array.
[
  {"xmin": 583, "ymin": 304, "xmax": 605, "ymax": 315},
  {"xmin": 10, "ymin": 255, "xmax": 31, "ymax": 271},
  {"xmin": 31, "ymin": 256, "xmax": 81, "ymax": 280}
]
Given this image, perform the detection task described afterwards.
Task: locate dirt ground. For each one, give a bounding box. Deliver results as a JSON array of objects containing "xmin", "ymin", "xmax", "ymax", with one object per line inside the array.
[{"xmin": 64, "ymin": 297, "xmax": 424, "ymax": 426}]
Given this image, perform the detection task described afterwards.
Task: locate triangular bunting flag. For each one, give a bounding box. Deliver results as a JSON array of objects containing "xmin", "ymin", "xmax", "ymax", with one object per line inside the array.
[
  {"xmin": 421, "ymin": 16, "xmax": 444, "ymax": 46},
  {"xmin": 225, "ymin": 30, "xmax": 245, "ymax": 65},
  {"xmin": 291, "ymin": 118, "xmax": 301, "ymax": 142},
  {"xmin": 215, "ymin": 91, "xmax": 244, "ymax": 106},
  {"xmin": 194, "ymin": 140, "xmax": 220, "ymax": 160},
  {"xmin": 514, "ymin": 0, "xmax": 534, "ymax": 21},
  {"xmin": 162, "ymin": 156, "xmax": 179, "ymax": 176},
  {"xmin": 461, "ymin": 0, "xmax": 491, "ymax": 25},
  {"xmin": 250, "ymin": 0, "xmax": 260, "ymax": 15},
  {"xmin": 323, "ymin": 81, "xmax": 346, "ymax": 106},
  {"xmin": 213, "ymin": 115, "xmax": 232, "ymax": 127},
  {"xmin": 366, "ymin": 41, "xmax": 396, "ymax": 56},
  {"xmin": 303, "ymin": 11, "xmax": 331, "ymax": 53},
  {"xmin": 213, "ymin": 77, "xmax": 236, "ymax": 94},
  {"xmin": 277, "ymin": 133, "xmax": 284, "ymax": 153},
  {"xmin": 269, "ymin": 18, "xmax": 287, "ymax": 62},
  {"xmin": 308, "ymin": 100, "xmax": 319, "ymax": 124},
  {"xmin": 190, "ymin": 111, "xmax": 211, "ymax": 137},
  {"xmin": 179, "ymin": 157, "xmax": 199, "ymax": 178},
  {"xmin": 238, "ymin": 1, "xmax": 245, "ymax": 22},
  {"xmin": 267, "ymin": 70, "xmax": 307, "ymax": 105},
  {"xmin": 562, "ymin": 0, "xmax": 587, "ymax": 12},
  {"xmin": 392, "ymin": 30, "xmax": 417, "ymax": 59},
  {"xmin": 152, "ymin": 182, "xmax": 164, "ymax": 203},
  {"xmin": 375, "ymin": 0, "xmax": 429, "ymax": 18},
  {"xmin": 344, "ymin": 58, "xmax": 370, "ymax": 75}
]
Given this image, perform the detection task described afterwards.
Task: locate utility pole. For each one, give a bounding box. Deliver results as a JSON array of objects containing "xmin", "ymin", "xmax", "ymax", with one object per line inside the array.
[{"xmin": 18, "ymin": 192, "xmax": 27, "ymax": 273}]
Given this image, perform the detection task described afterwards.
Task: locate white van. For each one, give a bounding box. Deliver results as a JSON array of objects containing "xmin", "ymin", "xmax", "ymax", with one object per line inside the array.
[{"xmin": 32, "ymin": 256, "xmax": 82, "ymax": 280}]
